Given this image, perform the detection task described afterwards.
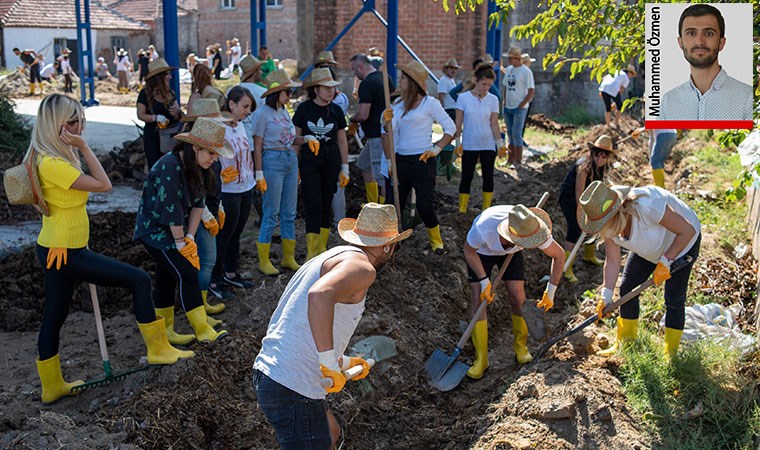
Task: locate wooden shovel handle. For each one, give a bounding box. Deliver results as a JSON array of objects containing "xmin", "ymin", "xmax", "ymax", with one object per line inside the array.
[
  {"xmin": 89, "ymin": 283, "xmax": 110, "ymax": 362},
  {"xmin": 380, "ymin": 63, "xmax": 402, "ymax": 227},
  {"xmin": 320, "ymin": 358, "xmax": 376, "ymax": 389}
]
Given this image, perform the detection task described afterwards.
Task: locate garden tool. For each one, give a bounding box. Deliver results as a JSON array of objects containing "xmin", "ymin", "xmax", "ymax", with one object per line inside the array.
[
  {"xmin": 321, "ymin": 358, "xmax": 376, "ymax": 389},
  {"xmin": 350, "ymin": 335, "xmax": 398, "ymax": 362},
  {"xmin": 530, "ymin": 255, "xmax": 693, "ymax": 363},
  {"xmin": 402, "ymin": 189, "xmax": 421, "ymax": 229},
  {"xmin": 426, "ymin": 192, "xmax": 549, "ymax": 391},
  {"xmin": 380, "ymin": 61, "xmax": 402, "ymax": 228},
  {"xmin": 71, "ymin": 284, "xmax": 148, "ymax": 393}
]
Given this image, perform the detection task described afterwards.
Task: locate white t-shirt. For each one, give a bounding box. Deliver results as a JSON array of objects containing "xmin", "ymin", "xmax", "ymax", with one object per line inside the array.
[
  {"xmin": 333, "ymin": 92, "xmax": 349, "ymax": 115},
  {"xmin": 57, "ymin": 56, "xmax": 72, "ymax": 74},
  {"xmin": 612, "ymin": 186, "xmax": 701, "ymax": 264},
  {"xmin": 116, "ymin": 57, "xmax": 130, "ymax": 72},
  {"xmin": 437, "ymin": 75, "xmax": 457, "ymax": 110},
  {"xmin": 502, "ymin": 65, "xmax": 534, "ymax": 109},
  {"xmin": 598, "ymin": 70, "xmax": 630, "ymax": 97},
  {"xmin": 456, "ymin": 91, "xmax": 499, "ymax": 151},
  {"xmin": 220, "ymin": 121, "xmax": 255, "ymax": 193},
  {"xmin": 253, "ymin": 246, "xmax": 366, "ymax": 400},
  {"xmin": 387, "ymin": 96, "xmax": 456, "ymax": 155},
  {"xmin": 230, "ymin": 45, "xmax": 242, "ymax": 65},
  {"xmin": 467, "ymin": 205, "xmax": 552, "ymax": 256},
  {"xmin": 40, "ymin": 63, "xmax": 55, "ymax": 78}
]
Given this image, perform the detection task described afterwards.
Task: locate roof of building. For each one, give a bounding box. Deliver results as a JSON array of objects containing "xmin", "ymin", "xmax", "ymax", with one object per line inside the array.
[
  {"xmin": 105, "ymin": 0, "xmax": 195, "ymax": 22},
  {"xmin": 1, "ymin": 0, "xmax": 150, "ymax": 30}
]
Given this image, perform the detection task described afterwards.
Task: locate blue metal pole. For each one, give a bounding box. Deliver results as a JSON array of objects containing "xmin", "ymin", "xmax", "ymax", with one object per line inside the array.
[
  {"xmin": 299, "ymin": 6, "xmax": 368, "ymax": 81},
  {"xmin": 75, "ymin": 0, "xmax": 98, "ymax": 106},
  {"xmin": 75, "ymin": 0, "xmax": 84, "ymax": 103},
  {"xmin": 259, "ymin": 0, "xmax": 267, "ymax": 48},
  {"xmin": 250, "ymin": 0, "xmax": 258, "ymax": 55},
  {"xmin": 486, "ymin": 0, "xmax": 502, "ymax": 86},
  {"xmin": 370, "ymin": 8, "xmax": 438, "ymax": 83},
  {"xmin": 84, "ymin": 0, "xmax": 97, "ymax": 103},
  {"xmin": 386, "ymin": 0, "xmax": 398, "ymax": 84},
  {"xmin": 162, "ymin": 0, "xmax": 180, "ymax": 104}
]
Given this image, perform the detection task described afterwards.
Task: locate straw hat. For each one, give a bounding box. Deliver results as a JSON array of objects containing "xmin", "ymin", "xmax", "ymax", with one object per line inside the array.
[
  {"xmin": 368, "ymin": 47, "xmax": 384, "ymax": 57},
  {"xmin": 577, "ymin": 181, "xmax": 632, "ymax": 235},
  {"xmin": 625, "ymin": 64, "xmax": 637, "ymax": 77},
  {"xmin": 181, "ymin": 98, "xmax": 232, "ymax": 123},
  {"xmin": 62, "ymin": 48, "xmax": 71, "ymax": 55},
  {"xmin": 503, "ymin": 47, "xmax": 521, "ymax": 60},
  {"xmin": 480, "ymin": 53, "xmax": 496, "ymax": 65},
  {"xmin": 497, "ymin": 205, "xmax": 552, "ymax": 249},
  {"xmin": 239, "ymin": 55, "xmax": 264, "ymax": 81},
  {"xmin": 521, "ymin": 53, "xmax": 535, "ymax": 65},
  {"xmin": 315, "ymin": 51, "xmax": 338, "ymax": 66},
  {"xmin": 117, "ymin": 48, "xmax": 128, "ymax": 57},
  {"xmin": 443, "ymin": 58, "xmax": 461, "ymax": 69},
  {"xmin": 397, "ymin": 60, "xmax": 428, "ymax": 93},
  {"xmin": 201, "ymin": 85, "xmax": 226, "ymax": 108},
  {"xmin": 338, "ymin": 203, "xmax": 412, "ymax": 248},
  {"xmin": 174, "ymin": 117, "xmax": 234, "ymax": 159},
  {"xmin": 3, "ymin": 151, "xmax": 49, "ymax": 216},
  {"xmin": 587, "ymin": 134, "xmax": 616, "ymax": 153},
  {"xmin": 145, "ymin": 58, "xmax": 175, "ymax": 80},
  {"xmin": 261, "ymin": 69, "xmax": 302, "ymax": 97},
  {"xmin": 303, "ymin": 67, "xmax": 341, "ymax": 89}
]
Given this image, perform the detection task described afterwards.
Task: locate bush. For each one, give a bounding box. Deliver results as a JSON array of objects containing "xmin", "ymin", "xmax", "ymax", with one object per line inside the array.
[{"xmin": 0, "ymin": 91, "xmax": 32, "ymax": 158}]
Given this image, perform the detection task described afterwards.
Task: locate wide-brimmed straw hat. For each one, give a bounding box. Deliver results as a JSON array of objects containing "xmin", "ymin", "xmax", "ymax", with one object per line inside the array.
[
  {"xmin": 587, "ymin": 134, "xmax": 616, "ymax": 153},
  {"xmin": 497, "ymin": 205, "xmax": 552, "ymax": 249},
  {"xmin": 397, "ymin": 60, "xmax": 428, "ymax": 93},
  {"xmin": 201, "ymin": 85, "xmax": 226, "ymax": 108},
  {"xmin": 174, "ymin": 117, "xmax": 234, "ymax": 159},
  {"xmin": 480, "ymin": 53, "xmax": 496, "ymax": 65},
  {"xmin": 315, "ymin": 51, "xmax": 338, "ymax": 66},
  {"xmin": 577, "ymin": 181, "xmax": 632, "ymax": 235},
  {"xmin": 625, "ymin": 64, "xmax": 637, "ymax": 77},
  {"xmin": 62, "ymin": 48, "xmax": 71, "ymax": 55},
  {"xmin": 145, "ymin": 58, "xmax": 175, "ymax": 80},
  {"xmin": 503, "ymin": 47, "xmax": 522, "ymax": 60},
  {"xmin": 181, "ymin": 98, "xmax": 232, "ymax": 123},
  {"xmin": 303, "ymin": 67, "xmax": 341, "ymax": 89},
  {"xmin": 443, "ymin": 58, "xmax": 461, "ymax": 69},
  {"xmin": 116, "ymin": 48, "xmax": 128, "ymax": 57},
  {"xmin": 261, "ymin": 69, "xmax": 302, "ymax": 97},
  {"xmin": 239, "ymin": 55, "xmax": 264, "ymax": 81},
  {"xmin": 338, "ymin": 203, "xmax": 412, "ymax": 248},
  {"xmin": 521, "ymin": 53, "xmax": 535, "ymax": 65},
  {"xmin": 3, "ymin": 150, "xmax": 49, "ymax": 216}
]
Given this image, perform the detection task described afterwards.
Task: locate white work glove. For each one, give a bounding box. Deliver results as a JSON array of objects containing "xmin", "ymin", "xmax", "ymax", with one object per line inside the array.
[
  {"xmin": 155, "ymin": 114, "xmax": 168, "ymax": 124},
  {"xmin": 596, "ymin": 287, "xmax": 614, "ymax": 318},
  {"xmin": 339, "ymin": 164, "xmax": 350, "ymax": 188},
  {"xmin": 537, "ymin": 283, "xmax": 556, "ymax": 312}
]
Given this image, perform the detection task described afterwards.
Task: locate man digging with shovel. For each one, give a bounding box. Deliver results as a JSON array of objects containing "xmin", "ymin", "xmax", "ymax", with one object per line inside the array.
[
  {"xmin": 463, "ymin": 204, "xmax": 565, "ymax": 378},
  {"xmin": 253, "ymin": 203, "xmax": 411, "ymax": 449}
]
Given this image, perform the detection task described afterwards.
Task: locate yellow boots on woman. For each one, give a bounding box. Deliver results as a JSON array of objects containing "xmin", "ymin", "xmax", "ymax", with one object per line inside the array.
[
  {"xmin": 598, "ymin": 317, "xmax": 638, "ymax": 356},
  {"xmin": 281, "ymin": 239, "xmax": 301, "ymax": 271},
  {"xmin": 35, "ymin": 354, "xmax": 84, "ymax": 404},
  {"xmin": 512, "ymin": 315, "xmax": 533, "ymax": 364},
  {"xmin": 155, "ymin": 306, "xmax": 195, "ymax": 345},
  {"xmin": 257, "ymin": 242, "xmax": 280, "ymax": 276}
]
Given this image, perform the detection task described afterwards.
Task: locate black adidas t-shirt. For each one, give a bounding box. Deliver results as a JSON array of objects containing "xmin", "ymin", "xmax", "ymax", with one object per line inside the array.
[{"xmin": 292, "ymin": 100, "xmax": 347, "ymax": 154}]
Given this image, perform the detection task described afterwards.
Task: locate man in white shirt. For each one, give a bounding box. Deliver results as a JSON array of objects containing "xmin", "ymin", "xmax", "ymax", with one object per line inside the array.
[
  {"xmin": 502, "ymin": 47, "xmax": 535, "ymax": 169},
  {"xmin": 437, "ymin": 57, "xmax": 460, "ymax": 122},
  {"xmin": 598, "ymin": 65, "xmax": 636, "ymax": 128},
  {"xmin": 661, "ymin": 4, "xmax": 753, "ymax": 121},
  {"xmin": 229, "ymin": 38, "xmax": 242, "ymax": 76}
]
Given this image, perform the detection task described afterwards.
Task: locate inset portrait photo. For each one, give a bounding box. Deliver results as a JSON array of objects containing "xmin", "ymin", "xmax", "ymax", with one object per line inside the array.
[{"xmin": 645, "ymin": 3, "xmax": 753, "ymax": 129}]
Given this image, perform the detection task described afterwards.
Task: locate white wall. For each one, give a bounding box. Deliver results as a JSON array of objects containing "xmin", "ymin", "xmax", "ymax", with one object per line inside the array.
[{"xmin": 3, "ymin": 27, "xmax": 97, "ymax": 73}]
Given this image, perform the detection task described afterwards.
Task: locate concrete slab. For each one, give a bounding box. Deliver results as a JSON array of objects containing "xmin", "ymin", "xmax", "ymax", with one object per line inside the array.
[{"xmin": 13, "ymin": 99, "xmax": 142, "ymax": 155}]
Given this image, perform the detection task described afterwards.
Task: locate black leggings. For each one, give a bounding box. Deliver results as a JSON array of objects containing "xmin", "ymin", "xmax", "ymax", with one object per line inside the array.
[
  {"xmin": 619, "ymin": 235, "xmax": 701, "ymax": 330},
  {"xmin": 558, "ymin": 191, "xmax": 582, "ymax": 244},
  {"xmin": 29, "ymin": 64, "xmax": 41, "ymax": 83},
  {"xmin": 459, "ymin": 150, "xmax": 496, "ymax": 194},
  {"xmin": 396, "ymin": 154, "xmax": 438, "ymax": 229},
  {"xmin": 300, "ymin": 146, "xmax": 340, "ymax": 234},
  {"xmin": 212, "ymin": 189, "xmax": 253, "ymax": 281},
  {"xmin": 143, "ymin": 243, "xmax": 203, "ymax": 312},
  {"xmin": 35, "ymin": 245, "xmax": 154, "ymax": 360}
]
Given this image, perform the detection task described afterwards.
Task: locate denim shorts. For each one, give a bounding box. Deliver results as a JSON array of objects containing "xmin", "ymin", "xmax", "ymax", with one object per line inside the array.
[
  {"xmin": 253, "ymin": 370, "xmax": 332, "ymax": 450},
  {"xmin": 356, "ymin": 137, "xmax": 384, "ymax": 180}
]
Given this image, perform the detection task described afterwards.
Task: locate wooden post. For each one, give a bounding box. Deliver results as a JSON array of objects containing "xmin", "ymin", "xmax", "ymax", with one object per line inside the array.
[{"xmin": 380, "ymin": 63, "xmax": 402, "ymax": 228}]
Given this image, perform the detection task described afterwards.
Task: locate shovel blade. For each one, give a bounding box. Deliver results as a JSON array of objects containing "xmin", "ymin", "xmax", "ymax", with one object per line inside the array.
[
  {"xmin": 425, "ymin": 347, "xmax": 460, "ymax": 382},
  {"xmin": 429, "ymin": 360, "xmax": 470, "ymax": 392}
]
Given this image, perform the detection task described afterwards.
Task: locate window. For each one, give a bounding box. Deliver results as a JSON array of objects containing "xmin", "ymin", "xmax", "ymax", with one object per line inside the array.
[
  {"xmin": 111, "ymin": 36, "xmax": 128, "ymax": 51},
  {"xmin": 266, "ymin": 0, "xmax": 282, "ymax": 7},
  {"xmin": 220, "ymin": 0, "xmax": 235, "ymax": 9}
]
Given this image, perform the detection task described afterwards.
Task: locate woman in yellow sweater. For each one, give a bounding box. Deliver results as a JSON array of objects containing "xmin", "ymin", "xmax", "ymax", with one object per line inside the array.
[{"xmin": 33, "ymin": 94, "xmax": 193, "ymax": 404}]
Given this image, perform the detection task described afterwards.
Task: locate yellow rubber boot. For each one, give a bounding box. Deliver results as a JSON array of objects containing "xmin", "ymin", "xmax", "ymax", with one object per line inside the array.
[
  {"xmin": 582, "ymin": 243, "xmax": 603, "ymax": 266},
  {"xmin": 202, "ymin": 290, "xmax": 225, "ymax": 315},
  {"xmin": 186, "ymin": 306, "xmax": 228, "ymax": 342},
  {"xmin": 426, "ymin": 225, "xmax": 445, "ymax": 253},
  {"xmin": 37, "ymin": 82, "xmax": 44, "ymax": 93},
  {"xmin": 257, "ymin": 242, "xmax": 280, "ymax": 276},
  {"xmin": 652, "ymin": 168, "xmax": 665, "ymax": 189},
  {"xmin": 458, "ymin": 193, "xmax": 469, "ymax": 213},
  {"xmin": 512, "ymin": 315, "xmax": 533, "ymax": 364},
  {"xmin": 563, "ymin": 250, "xmax": 578, "ymax": 283},
  {"xmin": 318, "ymin": 228, "xmax": 330, "ymax": 254},
  {"xmin": 305, "ymin": 233, "xmax": 320, "ymax": 261},
  {"xmin": 664, "ymin": 327, "xmax": 683, "ymax": 359},
  {"xmin": 365, "ymin": 182, "xmax": 379, "ymax": 203},
  {"xmin": 138, "ymin": 319, "xmax": 195, "ymax": 364},
  {"xmin": 281, "ymin": 239, "xmax": 301, "ymax": 271},
  {"xmin": 598, "ymin": 317, "xmax": 639, "ymax": 356},
  {"xmin": 482, "ymin": 192, "xmax": 493, "ymax": 210},
  {"xmin": 35, "ymin": 354, "xmax": 84, "ymax": 404},
  {"xmin": 29, "ymin": 83, "xmax": 35, "ymax": 95},
  {"xmin": 466, "ymin": 320, "xmax": 489, "ymax": 379},
  {"xmin": 207, "ymin": 315, "xmax": 223, "ymax": 328},
  {"xmin": 378, "ymin": 195, "xmax": 385, "ymax": 205},
  {"xmin": 155, "ymin": 306, "xmax": 195, "ymax": 345}
]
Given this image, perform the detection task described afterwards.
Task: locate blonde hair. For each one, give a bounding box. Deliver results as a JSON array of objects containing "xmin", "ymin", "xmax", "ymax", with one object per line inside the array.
[
  {"xmin": 598, "ymin": 193, "xmax": 638, "ymax": 240},
  {"xmin": 28, "ymin": 94, "xmax": 84, "ymax": 168}
]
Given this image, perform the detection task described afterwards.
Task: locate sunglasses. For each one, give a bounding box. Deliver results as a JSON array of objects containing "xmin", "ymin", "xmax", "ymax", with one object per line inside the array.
[{"xmin": 591, "ymin": 148, "xmax": 612, "ymax": 158}]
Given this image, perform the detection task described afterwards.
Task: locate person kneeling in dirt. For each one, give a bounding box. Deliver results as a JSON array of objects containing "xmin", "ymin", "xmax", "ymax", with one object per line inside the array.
[
  {"xmin": 253, "ymin": 203, "xmax": 411, "ymax": 449},
  {"xmin": 464, "ymin": 204, "xmax": 565, "ymax": 377},
  {"xmin": 578, "ymin": 181, "xmax": 700, "ymax": 358},
  {"xmin": 133, "ymin": 118, "xmax": 234, "ymax": 344},
  {"xmin": 31, "ymin": 95, "xmax": 194, "ymax": 404}
]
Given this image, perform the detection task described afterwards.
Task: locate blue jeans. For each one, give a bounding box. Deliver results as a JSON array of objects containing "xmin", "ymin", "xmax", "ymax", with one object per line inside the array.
[
  {"xmin": 504, "ymin": 107, "xmax": 528, "ymax": 147},
  {"xmin": 196, "ymin": 224, "xmax": 216, "ymax": 292},
  {"xmin": 253, "ymin": 370, "xmax": 331, "ymax": 450},
  {"xmin": 259, "ymin": 150, "xmax": 299, "ymax": 243},
  {"xmin": 650, "ymin": 132, "xmax": 677, "ymax": 170}
]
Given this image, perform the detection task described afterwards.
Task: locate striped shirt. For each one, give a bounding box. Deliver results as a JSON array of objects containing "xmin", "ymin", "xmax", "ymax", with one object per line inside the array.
[{"xmin": 661, "ymin": 68, "xmax": 753, "ymax": 121}]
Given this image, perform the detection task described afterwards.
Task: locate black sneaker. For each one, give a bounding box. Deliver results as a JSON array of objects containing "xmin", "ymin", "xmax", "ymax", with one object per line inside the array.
[
  {"xmin": 223, "ymin": 274, "xmax": 254, "ymax": 289},
  {"xmin": 208, "ymin": 283, "xmax": 234, "ymax": 300}
]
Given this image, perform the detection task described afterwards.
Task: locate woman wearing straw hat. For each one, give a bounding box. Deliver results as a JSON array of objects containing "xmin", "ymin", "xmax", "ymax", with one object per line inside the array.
[
  {"xmin": 136, "ymin": 58, "xmax": 183, "ymax": 170},
  {"xmin": 252, "ymin": 69, "xmax": 303, "ymax": 275},
  {"xmin": 113, "ymin": 48, "xmax": 131, "ymax": 94},
  {"xmin": 453, "ymin": 64, "xmax": 506, "ymax": 214},
  {"xmin": 134, "ymin": 117, "xmax": 234, "ymax": 344},
  {"xmin": 254, "ymin": 203, "xmax": 411, "ymax": 450},
  {"xmin": 29, "ymin": 95, "xmax": 193, "ymax": 404},
  {"xmin": 187, "ymin": 64, "xmax": 214, "ymax": 112},
  {"xmin": 463, "ymin": 204, "xmax": 565, "ymax": 377},
  {"xmin": 382, "ymin": 60, "xmax": 455, "ymax": 254},
  {"xmin": 558, "ymin": 135, "xmax": 616, "ymax": 283},
  {"xmin": 578, "ymin": 181, "xmax": 700, "ymax": 358},
  {"xmin": 294, "ymin": 67, "xmax": 350, "ymax": 261}
]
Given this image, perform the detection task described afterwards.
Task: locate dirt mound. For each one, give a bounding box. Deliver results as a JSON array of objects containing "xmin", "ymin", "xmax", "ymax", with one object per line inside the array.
[{"xmin": 527, "ymin": 113, "xmax": 577, "ymax": 134}]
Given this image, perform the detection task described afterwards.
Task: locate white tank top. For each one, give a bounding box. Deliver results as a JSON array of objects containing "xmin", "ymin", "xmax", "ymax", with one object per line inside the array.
[{"xmin": 253, "ymin": 246, "xmax": 367, "ymax": 399}]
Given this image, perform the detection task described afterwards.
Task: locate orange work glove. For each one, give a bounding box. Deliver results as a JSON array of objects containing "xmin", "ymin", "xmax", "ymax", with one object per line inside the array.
[
  {"xmin": 454, "ymin": 145, "xmax": 463, "ymax": 157},
  {"xmin": 339, "ymin": 164, "xmax": 350, "ymax": 188},
  {"xmin": 347, "ymin": 123, "xmax": 359, "ymax": 136},
  {"xmin": 536, "ymin": 283, "xmax": 556, "ymax": 312},
  {"xmin": 496, "ymin": 138, "xmax": 508, "ymax": 158},
  {"xmin": 419, "ymin": 145, "xmax": 442, "ymax": 162},
  {"xmin": 304, "ymin": 135, "xmax": 320, "ymax": 156},
  {"xmin": 218, "ymin": 202, "xmax": 226, "ymax": 229},
  {"xmin": 380, "ymin": 108, "xmax": 394, "ymax": 127},
  {"xmin": 220, "ymin": 166, "xmax": 239, "ymax": 184},
  {"xmin": 320, "ymin": 364, "xmax": 347, "ymax": 393},
  {"xmin": 201, "ymin": 206, "xmax": 220, "ymax": 237},
  {"xmin": 255, "ymin": 171, "xmax": 267, "ymax": 193},
  {"xmin": 596, "ymin": 287, "xmax": 614, "ymax": 319},
  {"xmin": 46, "ymin": 248, "xmax": 68, "ymax": 270},
  {"xmin": 340, "ymin": 355, "xmax": 371, "ymax": 380},
  {"xmin": 653, "ymin": 258, "xmax": 672, "ymax": 286},
  {"xmin": 478, "ymin": 277, "xmax": 494, "ymax": 304},
  {"xmin": 177, "ymin": 237, "xmax": 200, "ymax": 270}
]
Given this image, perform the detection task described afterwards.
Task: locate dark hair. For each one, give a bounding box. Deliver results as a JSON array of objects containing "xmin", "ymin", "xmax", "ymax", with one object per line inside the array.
[
  {"xmin": 474, "ymin": 65, "xmax": 495, "ymax": 81},
  {"xmin": 399, "ymin": 72, "xmax": 424, "ymax": 113},
  {"xmin": 192, "ymin": 64, "xmax": 212, "ymax": 94},
  {"xmin": 171, "ymin": 142, "xmax": 216, "ymax": 198},
  {"xmin": 679, "ymin": 4, "xmax": 725, "ymax": 38},
  {"xmin": 265, "ymin": 92, "xmax": 280, "ymax": 109},
  {"xmin": 259, "ymin": 46, "xmax": 268, "ymax": 51},
  {"xmin": 223, "ymin": 85, "xmax": 256, "ymax": 112},
  {"xmin": 12, "ymin": 47, "xmax": 19, "ymax": 52},
  {"xmin": 144, "ymin": 71, "xmax": 174, "ymax": 111},
  {"xmin": 471, "ymin": 58, "xmax": 484, "ymax": 70},
  {"xmin": 580, "ymin": 151, "xmax": 613, "ymax": 183},
  {"xmin": 350, "ymin": 54, "xmax": 372, "ymax": 66}
]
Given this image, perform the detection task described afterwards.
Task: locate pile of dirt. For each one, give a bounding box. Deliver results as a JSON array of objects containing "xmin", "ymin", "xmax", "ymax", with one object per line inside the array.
[
  {"xmin": 527, "ymin": 113, "xmax": 577, "ymax": 134},
  {"xmin": 101, "ymin": 138, "xmax": 148, "ymax": 185}
]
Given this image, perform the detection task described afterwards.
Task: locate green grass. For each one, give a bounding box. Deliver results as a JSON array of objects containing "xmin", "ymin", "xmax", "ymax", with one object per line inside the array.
[
  {"xmin": 555, "ymin": 104, "xmax": 600, "ymax": 126},
  {"xmin": 618, "ymin": 335, "xmax": 760, "ymax": 449}
]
